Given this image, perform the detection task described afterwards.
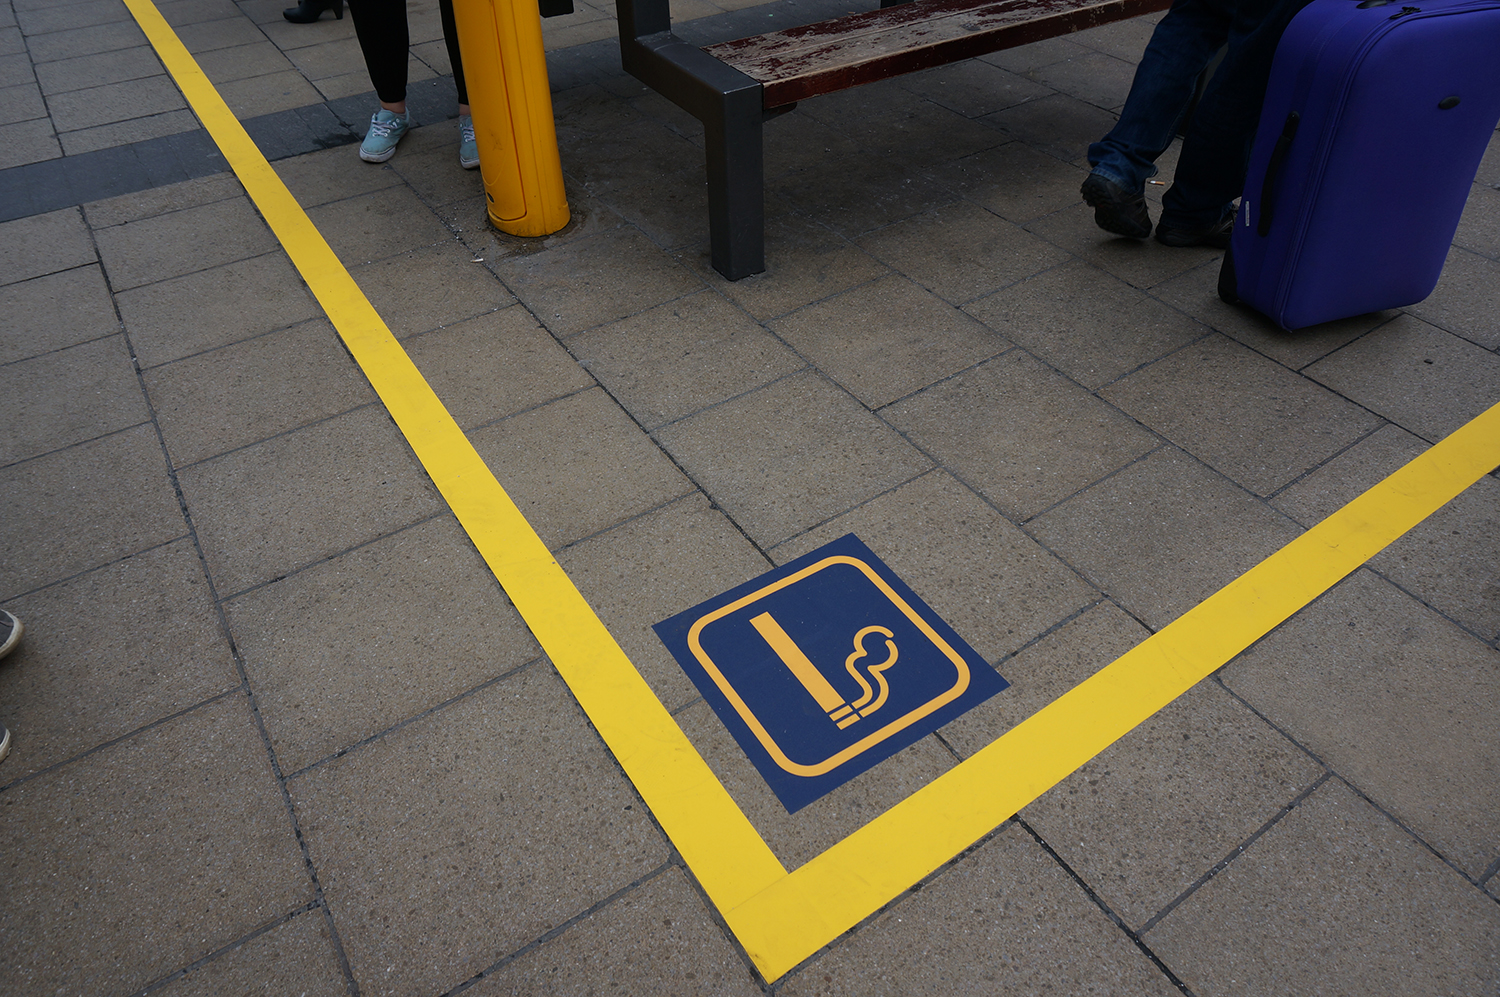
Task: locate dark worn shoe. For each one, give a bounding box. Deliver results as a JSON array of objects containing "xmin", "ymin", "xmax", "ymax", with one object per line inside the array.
[
  {"xmin": 1081, "ymin": 173, "xmax": 1152, "ymax": 240},
  {"xmin": 283, "ymin": 0, "xmax": 343, "ymax": 22},
  {"xmin": 1156, "ymin": 210, "xmax": 1235, "ymax": 249}
]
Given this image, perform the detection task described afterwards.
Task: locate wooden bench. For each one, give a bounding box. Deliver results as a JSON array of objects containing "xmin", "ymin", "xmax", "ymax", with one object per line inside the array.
[{"xmin": 615, "ymin": 0, "xmax": 1172, "ymax": 279}]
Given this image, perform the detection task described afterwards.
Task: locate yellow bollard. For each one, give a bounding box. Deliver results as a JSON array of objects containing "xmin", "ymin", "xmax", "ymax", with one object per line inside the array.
[{"xmin": 452, "ymin": 0, "xmax": 570, "ymax": 237}]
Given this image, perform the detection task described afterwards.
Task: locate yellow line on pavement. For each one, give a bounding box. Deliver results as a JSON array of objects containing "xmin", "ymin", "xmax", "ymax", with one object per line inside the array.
[
  {"xmin": 120, "ymin": 0, "xmax": 788, "ymax": 911},
  {"xmin": 124, "ymin": 0, "xmax": 1500, "ymax": 982}
]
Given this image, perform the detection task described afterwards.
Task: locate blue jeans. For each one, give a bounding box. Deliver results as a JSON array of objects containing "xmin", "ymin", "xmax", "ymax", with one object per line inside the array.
[{"xmin": 1090, "ymin": 0, "xmax": 1309, "ymax": 229}]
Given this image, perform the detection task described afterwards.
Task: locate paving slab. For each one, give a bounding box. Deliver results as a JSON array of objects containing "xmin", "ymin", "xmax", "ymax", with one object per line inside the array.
[
  {"xmin": 0, "ymin": 115, "xmax": 60, "ymax": 169},
  {"xmin": 0, "ymin": 263, "xmax": 119, "ymax": 364},
  {"xmin": 118, "ymin": 251, "xmax": 323, "ymax": 368},
  {"xmin": 770, "ymin": 273, "xmax": 1009, "ymax": 408},
  {"xmin": 0, "ymin": 331, "xmax": 147, "ymax": 464},
  {"xmin": 0, "ymin": 695, "xmax": 311, "ymax": 997},
  {"xmin": 771, "ymin": 470, "xmax": 1099, "ymax": 665},
  {"xmin": 0, "ymin": 423, "xmax": 186, "ymax": 601},
  {"xmin": 304, "ymin": 183, "xmax": 459, "ymax": 266},
  {"xmin": 654, "ymin": 369, "xmax": 933, "ymax": 547},
  {"xmin": 941, "ymin": 599, "xmax": 1146, "ymax": 753},
  {"xmin": 152, "ymin": 909, "xmax": 349, "ymax": 997},
  {"xmin": 571, "ymin": 288, "xmax": 806, "ymax": 430},
  {"xmin": 855, "ymin": 199, "xmax": 1071, "ymax": 306},
  {"xmin": 289, "ymin": 664, "xmax": 668, "ymax": 997},
  {"xmin": 675, "ymin": 212, "xmax": 890, "ymax": 324},
  {"xmin": 1026, "ymin": 446, "xmax": 1302, "ymax": 630},
  {"xmin": 404, "ymin": 303, "xmax": 594, "ymax": 428},
  {"xmin": 82, "ymin": 170, "xmax": 244, "ymax": 227},
  {"xmin": 921, "ymin": 139, "xmax": 1088, "ymax": 227},
  {"xmin": 1369, "ymin": 472, "xmax": 1500, "ymax": 642},
  {"xmin": 93, "ymin": 195, "xmax": 278, "ymax": 289},
  {"xmin": 175, "ymin": 404, "xmax": 445, "ymax": 596},
  {"xmin": 0, "ymin": 206, "xmax": 96, "ymax": 286},
  {"xmin": 473, "ymin": 869, "xmax": 763, "ymax": 996},
  {"xmin": 490, "ymin": 223, "xmax": 705, "ymax": 338},
  {"xmin": 1222, "ymin": 569, "xmax": 1500, "ymax": 878},
  {"xmin": 1304, "ymin": 313, "xmax": 1500, "ymax": 442},
  {"xmin": 467, "ymin": 387, "xmax": 694, "ymax": 548},
  {"xmin": 0, "ymin": 538, "xmax": 238, "ymax": 779},
  {"xmin": 227, "ymin": 515, "xmax": 541, "ymax": 773},
  {"xmin": 964, "ymin": 257, "xmax": 1207, "ymax": 389},
  {"xmin": 1100, "ymin": 333, "xmax": 1384, "ymax": 496},
  {"xmin": 883, "ymin": 350, "xmax": 1160, "ymax": 522},
  {"xmin": 897, "ymin": 60, "xmax": 1052, "ymax": 119},
  {"xmin": 1403, "ymin": 243, "xmax": 1500, "ymax": 350},
  {"xmin": 777, "ymin": 822, "xmax": 1181, "ymax": 996},
  {"xmin": 1270, "ymin": 421, "xmax": 1426, "ymax": 526},
  {"xmin": 143, "ymin": 317, "xmax": 374, "ymax": 466},
  {"xmin": 778, "ymin": 153, "xmax": 960, "ymax": 241},
  {"xmin": 677, "ymin": 697, "xmax": 958, "ymax": 869},
  {"xmin": 557, "ymin": 491, "xmax": 772, "ymax": 713},
  {"xmin": 1021, "ymin": 681, "xmax": 1322, "ymax": 930},
  {"xmin": 1145, "ymin": 778, "xmax": 1500, "ymax": 997}
]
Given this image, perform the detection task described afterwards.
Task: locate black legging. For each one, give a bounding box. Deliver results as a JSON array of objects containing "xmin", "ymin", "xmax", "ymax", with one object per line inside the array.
[{"xmin": 348, "ymin": 0, "xmax": 468, "ymax": 106}]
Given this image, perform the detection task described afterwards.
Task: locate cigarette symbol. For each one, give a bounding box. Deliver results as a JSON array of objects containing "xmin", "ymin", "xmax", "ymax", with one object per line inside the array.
[{"xmin": 749, "ymin": 612, "xmax": 899, "ymax": 730}]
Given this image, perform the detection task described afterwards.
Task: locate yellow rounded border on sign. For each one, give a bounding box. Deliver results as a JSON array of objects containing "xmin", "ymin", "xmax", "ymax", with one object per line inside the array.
[{"xmin": 687, "ymin": 555, "xmax": 971, "ymax": 777}]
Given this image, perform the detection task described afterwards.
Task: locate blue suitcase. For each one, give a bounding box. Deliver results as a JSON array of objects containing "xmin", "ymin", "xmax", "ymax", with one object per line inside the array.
[{"xmin": 1219, "ymin": 0, "xmax": 1500, "ymax": 330}]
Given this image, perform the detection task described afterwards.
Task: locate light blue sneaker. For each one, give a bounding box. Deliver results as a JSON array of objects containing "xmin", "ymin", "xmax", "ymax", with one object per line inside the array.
[
  {"xmin": 458, "ymin": 114, "xmax": 479, "ymax": 170},
  {"xmin": 359, "ymin": 108, "xmax": 409, "ymax": 163}
]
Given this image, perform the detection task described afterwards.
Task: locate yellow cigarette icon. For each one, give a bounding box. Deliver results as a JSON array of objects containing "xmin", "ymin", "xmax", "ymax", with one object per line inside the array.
[{"xmin": 749, "ymin": 612, "xmax": 898, "ymax": 730}]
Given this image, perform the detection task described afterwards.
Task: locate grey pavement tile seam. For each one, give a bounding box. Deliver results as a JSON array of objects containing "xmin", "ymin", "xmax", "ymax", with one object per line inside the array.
[
  {"xmin": 279, "ymin": 655, "xmax": 548, "ymax": 781},
  {"xmin": 119, "ymin": 898, "xmax": 326, "ymax": 997},
  {"xmin": 935, "ymin": 595, "xmax": 1115, "ymax": 681},
  {"xmin": 454, "ymin": 381, "xmax": 599, "ymax": 438},
  {"xmin": 1359, "ymin": 562, "xmax": 1500, "ymax": 653},
  {"xmin": 0, "ymin": 685, "xmax": 240, "ymax": 795},
  {"xmin": 1134, "ymin": 771, "xmax": 1333, "ymax": 936},
  {"xmin": 128, "ymin": 258, "xmax": 326, "ymax": 370},
  {"xmin": 208, "ymin": 510, "xmax": 452, "ymax": 605},
  {"xmin": 0, "ymin": 325, "xmax": 121, "ymax": 367},
  {"xmin": 0, "ymin": 531, "xmax": 188, "ymax": 604},
  {"xmin": 0, "ymin": 417, "xmax": 153, "ymax": 472},
  {"xmin": 430, "ymin": 862, "xmax": 693, "ymax": 997},
  {"xmin": 1007, "ymin": 816, "xmax": 1197, "ymax": 995},
  {"xmin": 777, "ymin": 814, "xmax": 1188, "ymax": 995},
  {"xmin": 1259, "ymin": 419, "xmax": 1391, "ymax": 506},
  {"xmin": 163, "ymin": 399, "xmax": 381, "ymax": 474},
  {"xmin": 1012, "ymin": 441, "xmax": 1303, "ymax": 581},
  {"xmin": 77, "ymin": 245, "xmax": 368, "ymax": 992},
  {"xmin": 638, "ymin": 361, "xmax": 818, "ymax": 438},
  {"xmin": 1213, "ymin": 670, "xmax": 1498, "ymax": 894}
]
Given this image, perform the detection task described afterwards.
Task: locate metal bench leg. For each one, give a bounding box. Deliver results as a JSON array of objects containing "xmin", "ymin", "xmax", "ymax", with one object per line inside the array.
[{"xmin": 704, "ymin": 86, "xmax": 765, "ymax": 280}]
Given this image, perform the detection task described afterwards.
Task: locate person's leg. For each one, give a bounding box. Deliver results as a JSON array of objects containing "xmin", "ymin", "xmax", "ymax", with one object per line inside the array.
[
  {"xmin": 438, "ymin": 0, "xmax": 468, "ymax": 107},
  {"xmin": 1088, "ymin": 0, "xmax": 1236, "ymax": 193},
  {"xmin": 349, "ymin": 0, "xmax": 413, "ymax": 161},
  {"xmin": 438, "ymin": 0, "xmax": 480, "ymax": 168},
  {"xmin": 1158, "ymin": 0, "xmax": 1313, "ymax": 238},
  {"xmin": 349, "ymin": 0, "xmax": 410, "ymax": 107}
]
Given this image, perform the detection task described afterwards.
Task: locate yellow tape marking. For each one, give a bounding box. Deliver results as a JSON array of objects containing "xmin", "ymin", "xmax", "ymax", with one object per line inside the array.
[
  {"xmin": 125, "ymin": 0, "xmax": 1500, "ymax": 981},
  {"xmin": 120, "ymin": 0, "xmax": 784, "ymax": 913}
]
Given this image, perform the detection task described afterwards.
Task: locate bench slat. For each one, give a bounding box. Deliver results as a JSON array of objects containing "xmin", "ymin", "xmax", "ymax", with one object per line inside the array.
[{"xmin": 704, "ymin": 0, "xmax": 1170, "ymax": 107}]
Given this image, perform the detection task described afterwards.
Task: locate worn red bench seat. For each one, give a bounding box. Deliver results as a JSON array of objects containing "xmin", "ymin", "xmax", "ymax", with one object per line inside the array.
[{"xmin": 616, "ymin": 0, "xmax": 1171, "ymax": 279}]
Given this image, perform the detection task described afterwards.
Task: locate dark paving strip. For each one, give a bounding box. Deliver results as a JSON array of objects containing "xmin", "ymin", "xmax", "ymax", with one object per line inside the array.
[{"xmin": 0, "ymin": 77, "xmax": 460, "ymax": 223}]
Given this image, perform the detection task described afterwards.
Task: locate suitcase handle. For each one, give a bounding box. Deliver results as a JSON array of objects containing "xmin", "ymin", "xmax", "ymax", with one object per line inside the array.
[{"xmin": 1257, "ymin": 111, "xmax": 1301, "ymax": 236}]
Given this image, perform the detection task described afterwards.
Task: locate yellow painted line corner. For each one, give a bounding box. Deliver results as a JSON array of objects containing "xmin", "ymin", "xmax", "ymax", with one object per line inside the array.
[{"xmin": 124, "ymin": 0, "xmax": 1500, "ymax": 982}]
